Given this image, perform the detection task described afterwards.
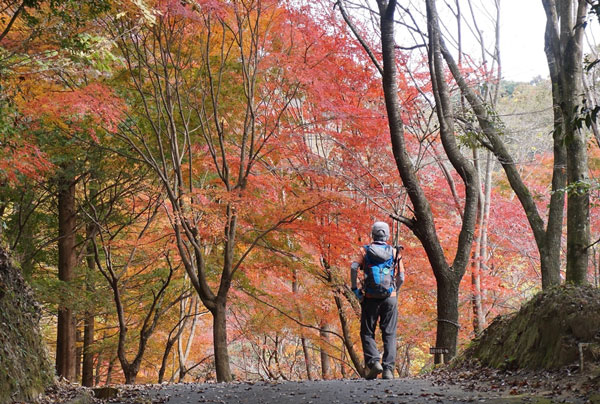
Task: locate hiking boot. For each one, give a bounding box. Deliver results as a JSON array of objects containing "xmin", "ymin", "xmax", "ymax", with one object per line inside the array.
[
  {"xmin": 382, "ymin": 368, "xmax": 394, "ymax": 379},
  {"xmin": 365, "ymin": 361, "xmax": 383, "ymax": 379}
]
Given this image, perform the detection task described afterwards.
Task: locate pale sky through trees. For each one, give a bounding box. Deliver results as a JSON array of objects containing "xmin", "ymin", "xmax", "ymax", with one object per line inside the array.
[
  {"xmin": 500, "ymin": 1, "xmax": 600, "ymax": 82},
  {"xmin": 394, "ymin": 0, "xmax": 552, "ymax": 83},
  {"xmin": 500, "ymin": 1, "xmax": 548, "ymax": 82},
  {"xmin": 358, "ymin": 0, "xmax": 550, "ymax": 83}
]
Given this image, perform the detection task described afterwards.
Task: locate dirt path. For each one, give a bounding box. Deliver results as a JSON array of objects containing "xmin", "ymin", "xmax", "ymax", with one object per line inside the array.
[{"xmin": 114, "ymin": 378, "xmax": 589, "ymax": 404}]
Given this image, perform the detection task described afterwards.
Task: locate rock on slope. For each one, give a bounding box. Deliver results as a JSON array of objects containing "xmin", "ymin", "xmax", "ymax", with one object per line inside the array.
[
  {"xmin": 461, "ymin": 285, "xmax": 600, "ymax": 370},
  {"xmin": 0, "ymin": 247, "xmax": 53, "ymax": 403}
]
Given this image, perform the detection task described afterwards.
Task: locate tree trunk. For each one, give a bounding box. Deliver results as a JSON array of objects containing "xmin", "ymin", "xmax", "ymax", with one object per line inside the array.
[
  {"xmin": 433, "ymin": 0, "xmax": 566, "ymax": 289},
  {"xmin": 81, "ymin": 317, "xmax": 94, "ymax": 386},
  {"xmin": 334, "ymin": 293, "xmax": 365, "ymax": 377},
  {"xmin": 319, "ymin": 323, "xmax": 332, "ymax": 380},
  {"xmin": 56, "ymin": 175, "xmax": 77, "ymax": 381},
  {"xmin": 99, "ymin": 222, "xmax": 174, "ymax": 385},
  {"xmin": 94, "ymin": 351, "xmax": 102, "ymax": 386},
  {"xmin": 478, "ymin": 151, "xmax": 494, "ymax": 324},
  {"xmin": 301, "ymin": 338, "xmax": 312, "ymax": 381},
  {"xmin": 396, "ymin": 343, "xmax": 411, "ymax": 377},
  {"xmin": 177, "ymin": 297, "xmax": 199, "ymax": 383},
  {"xmin": 75, "ymin": 328, "xmax": 82, "ymax": 382},
  {"xmin": 292, "ymin": 271, "xmax": 313, "ymax": 380},
  {"xmin": 105, "ymin": 356, "xmax": 115, "ymax": 385},
  {"xmin": 471, "ymin": 148, "xmax": 490, "ymax": 335},
  {"xmin": 213, "ymin": 299, "xmax": 232, "ymax": 382},
  {"xmin": 542, "ymin": 0, "xmax": 590, "ymax": 284},
  {"xmin": 470, "ymin": 254, "xmax": 484, "ymax": 335},
  {"xmin": 159, "ymin": 291, "xmax": 198, "ymax": 383},
  {"xmin": 123, "ymin": 367, "xmax": 137, "ymax": 384},
  {"xmin": 565, "ymin": 87, "xmax": 590, "ymax": 283},
  {"xmin": 539, "ymin": 104, "xmax": 565, "ymax": 288},
  {"xmin": 435, "ymin": 278, "xmax": 460, "ymax": 362},
  {"xmin": 565, "ymin": 133, "xmax": 590, "ymax": 284},
  {"xmin": 368, "ymin": 0, "xmax": 479, "ymax": 361},
  {"xmin": 158, "ymin": 333, "xmax": 178, "ymax": 383},
  {"xmin": 82, "ymin": 226, "xmax": 95, "ymax": 387},
  {"xmin": 426, "ymin": 0, "xmax": 480, "ymax": 361},
  {"xmin": 340, "ymin": 349, "xmax": 347, "ymax": 378},
  {"xmin": 594, "ymin": 248, "xmax": 600, "ymax": 288}
]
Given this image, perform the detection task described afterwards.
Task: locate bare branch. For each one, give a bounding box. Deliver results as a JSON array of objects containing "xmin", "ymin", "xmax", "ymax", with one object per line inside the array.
[{"xmin": 336, "ymin": 0, "xmax": 384, "ymax": 76}]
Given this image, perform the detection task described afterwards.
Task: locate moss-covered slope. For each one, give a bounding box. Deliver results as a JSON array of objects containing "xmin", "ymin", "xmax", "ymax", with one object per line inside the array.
[
  {"xmin": 0, "ymin": 247, "xmax": 53, "ymax": 403},
  {"xmin": 461, "ymin": 285, "xmax": 600, "ymax": 369}
]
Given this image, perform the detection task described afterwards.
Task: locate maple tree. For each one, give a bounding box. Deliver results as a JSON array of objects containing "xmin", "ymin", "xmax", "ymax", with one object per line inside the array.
[
  {"xmin": 106, "ymin": 0, "xmax": 333, "ymax": 382},
  {"xmin": 338, "ymin": 0, "xmax": 481, "ymax": 362},
  {"xmin": 3, "ymin": 0, "xmax": 598, "ymax": 387},
  {"xmin": 89, "ymin": 196, "xmax": 181, "ymax": 384}
]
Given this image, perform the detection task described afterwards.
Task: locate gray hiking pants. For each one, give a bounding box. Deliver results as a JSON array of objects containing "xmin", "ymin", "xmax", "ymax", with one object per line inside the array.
[{"xmin": 360, "ymin": 295, "xmax": 398, "ymax": 370}]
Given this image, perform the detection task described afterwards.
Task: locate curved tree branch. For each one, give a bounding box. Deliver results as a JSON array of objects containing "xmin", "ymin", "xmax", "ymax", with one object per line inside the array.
[{"xmin": 336, "ymin": 0, "xmax": 384, "ymax": 76}]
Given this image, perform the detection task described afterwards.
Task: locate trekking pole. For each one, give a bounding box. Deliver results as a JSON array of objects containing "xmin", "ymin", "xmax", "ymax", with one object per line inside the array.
[{"xmin": 393, "ymin": 214, "xmax": 399, "ymax": 246}]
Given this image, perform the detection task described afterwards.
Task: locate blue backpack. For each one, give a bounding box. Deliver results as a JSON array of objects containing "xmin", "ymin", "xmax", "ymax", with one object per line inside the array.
[{"xmin": 362, "ymin": 242, "xmax": 395, "ymax": 298}]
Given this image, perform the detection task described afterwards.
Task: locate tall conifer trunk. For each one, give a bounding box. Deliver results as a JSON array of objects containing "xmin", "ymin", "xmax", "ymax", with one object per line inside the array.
[{"xmin": 56, "ymin": 173, "xmax": 77, "ymax": 380}]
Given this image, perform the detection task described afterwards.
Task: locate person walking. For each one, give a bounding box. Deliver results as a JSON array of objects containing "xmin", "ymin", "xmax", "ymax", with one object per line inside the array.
[{"xmin": 350, "ymin": 221, "xmax": 405, "ymax": 379}]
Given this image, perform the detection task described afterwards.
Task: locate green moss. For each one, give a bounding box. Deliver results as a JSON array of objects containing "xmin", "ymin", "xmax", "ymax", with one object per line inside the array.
[
  {"xmin": 0, "ymin": 248, "xmax": 53, "ymax": 404},
  {"xmin": 459, "ymin": 285, "xmax": 600, "ymax": 371}
]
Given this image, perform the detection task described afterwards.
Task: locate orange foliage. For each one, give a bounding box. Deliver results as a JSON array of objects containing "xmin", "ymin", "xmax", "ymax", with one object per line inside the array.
[{"xmin": 2, "ymin": 0, "xmax": 584, "ymax": 383}]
